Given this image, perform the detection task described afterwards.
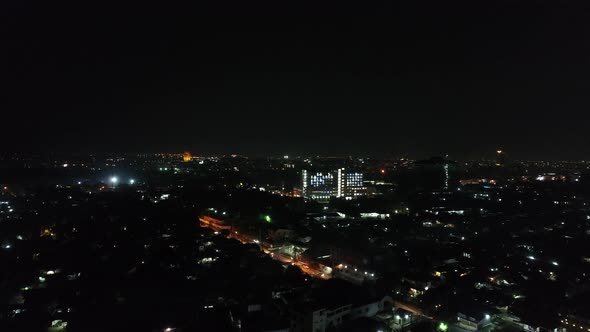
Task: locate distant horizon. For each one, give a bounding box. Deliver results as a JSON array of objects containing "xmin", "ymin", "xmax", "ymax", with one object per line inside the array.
[{"xmin": 1, "ymin": 151, "xmax": 589, "ymax": 162}]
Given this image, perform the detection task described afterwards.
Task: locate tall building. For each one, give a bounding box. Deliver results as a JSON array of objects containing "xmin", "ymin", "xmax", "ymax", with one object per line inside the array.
[
  {"xmin": 302, "ymin": 169, "xmax": 341, "ymax": 202},
  {"xmin": 495, "ymin": 149, "xmax": 506, "ymax": 166},
  {"xmin": 412, "ymin": 157, "xmax": 458, "ymax": 192},
  {"xmin": 183, "ymin": 151, "xmax": 192, "ymax": 162},
  {"xmin": 302, "ymin": 169, "xmax": 366, "ymax": 202},
  {"xmin": 344, "ymin": 171, "xmax": 366, "ymax": 198}
]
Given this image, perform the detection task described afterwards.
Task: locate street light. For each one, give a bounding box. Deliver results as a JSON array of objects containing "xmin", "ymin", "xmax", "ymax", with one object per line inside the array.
[{"xmin": 110, "ymin": 176, "xmax": 118, "ymax": 184}]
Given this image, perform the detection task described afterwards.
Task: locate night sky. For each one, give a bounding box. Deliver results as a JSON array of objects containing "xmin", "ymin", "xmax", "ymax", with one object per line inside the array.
[{"xmin": 3, "ymin": 1, "xmax": 590, "ymax": 159}]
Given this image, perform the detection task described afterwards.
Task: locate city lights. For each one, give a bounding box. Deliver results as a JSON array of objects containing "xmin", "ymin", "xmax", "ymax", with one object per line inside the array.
[
  {"xmin": 0, "ymin": 156, "xmax": 587, "ymax": 331},
  {"xmin": 3, "ymin": 2, "xmax": 590, "ymax": 330}
]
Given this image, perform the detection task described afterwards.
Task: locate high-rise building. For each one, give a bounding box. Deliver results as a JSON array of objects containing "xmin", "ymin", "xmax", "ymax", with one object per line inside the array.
[
  {"xmin": 344, "ymin": 171, "xmax": 366, "ymax": 198},
  {"xmin": 412, "ymin": 157, "xmax": 458, "ymax": 192},
  {"xmin": 183, "ymin": 151, "xmax": 192, "ymax": 162},
  {"xmin": 302, "ymin": 169, "xmax": 341, "ymax": 202},
  {"xmin": 302, "ymin": 169, "xmax": 366, "ymax": 202},
  {"xmin": 495, "ymin": 149, "xmax": 506, "ymax": 166}
]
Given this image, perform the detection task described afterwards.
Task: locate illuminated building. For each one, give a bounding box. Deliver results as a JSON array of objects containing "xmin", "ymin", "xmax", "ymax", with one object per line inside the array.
[
  {"xmin": 302, "ymin": 169, "xmax": 366, "ymax": 202},
  {"xmin": 456, "ymin": 309, "xmax": 492, "ymax": 331},
  {"xmin": 183, "ymin": 151, "xmax": 192, "ymax": 162},
  {"xmin": 289, "ymin": 292, "xmax": 392, "ymax": 332},
  {"xmin": 495, "ymin": 149, "xmax": 506, "ymax": 166},
  {"xmin": 443, "ymin": 164, "xmax": 450, "ymax": 190},
  {"xmin": 344, "ymin": 171, "xmax": 367, "ymax": 198},
  {"xmin": 302, "ymin": 169, "xmax": 341, "ymax": 202}
]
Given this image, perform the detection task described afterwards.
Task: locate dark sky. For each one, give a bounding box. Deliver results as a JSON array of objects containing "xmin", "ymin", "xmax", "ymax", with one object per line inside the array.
[{"xmin": 2, "ymin": 1, "xmax": 590, "ymax": 159}]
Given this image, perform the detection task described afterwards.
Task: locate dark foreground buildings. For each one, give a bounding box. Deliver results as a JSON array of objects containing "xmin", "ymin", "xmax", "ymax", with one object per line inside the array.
[{"xmin": 1, "ymin": 153, "xmax": 589, "ymax": 332}]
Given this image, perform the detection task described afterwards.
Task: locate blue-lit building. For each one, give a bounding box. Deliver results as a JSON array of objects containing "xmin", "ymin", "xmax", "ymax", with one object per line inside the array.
[
  {"xmin": 302, "ymin": 169, "xmax": 341, "ymax": 202},
  {"xmin": 302, "ymin": 169, "xmax": 366, "ymax": 202}
]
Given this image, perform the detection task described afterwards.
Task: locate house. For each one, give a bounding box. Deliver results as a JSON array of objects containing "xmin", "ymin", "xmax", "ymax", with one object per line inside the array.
[
  {"xmin": 457, "ymin": 306, "xmax": 493, "ymax": 331},
  {"xmin": 288, "ymin": 279, "xmax": 393, "ymax": 332}
]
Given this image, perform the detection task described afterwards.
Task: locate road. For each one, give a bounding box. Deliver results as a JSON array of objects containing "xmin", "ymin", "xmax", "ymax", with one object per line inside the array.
[
  {"xmin": 201, "ymin": 222, "xmax": 330, "ymax": 280},
  {"xmin": 231, "ymin": 230, "xmax": 330, "ymax": 279}
]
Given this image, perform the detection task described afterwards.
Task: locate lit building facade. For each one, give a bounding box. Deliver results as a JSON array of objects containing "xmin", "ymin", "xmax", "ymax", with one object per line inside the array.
[
  {"xmin": 290, "ymin": 296, "xmax": 392, "ymax": 332},
  {"xmin": 344, "ymin": 171, "xmax": 366, "ymax": 198},
  {"xmin": 302, "ymin": 169, "xmax": 366, "ymax": 202},
  {"xmin": 183, "ymin": 151, "xmax": 192, "ymax": 162},
  {"xmin": 302, "ymin": 169, "xmax": 341, "ymax": 202}
]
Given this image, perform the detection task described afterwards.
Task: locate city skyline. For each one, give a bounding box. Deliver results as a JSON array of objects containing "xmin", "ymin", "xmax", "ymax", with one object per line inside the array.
[
  {"xmin": 2, "ymin": 1, "xmax": 590, "ymax": 331},
  {"xmin": 1, "ymin": 149, "xmax": 589, "ymax": 331}
]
